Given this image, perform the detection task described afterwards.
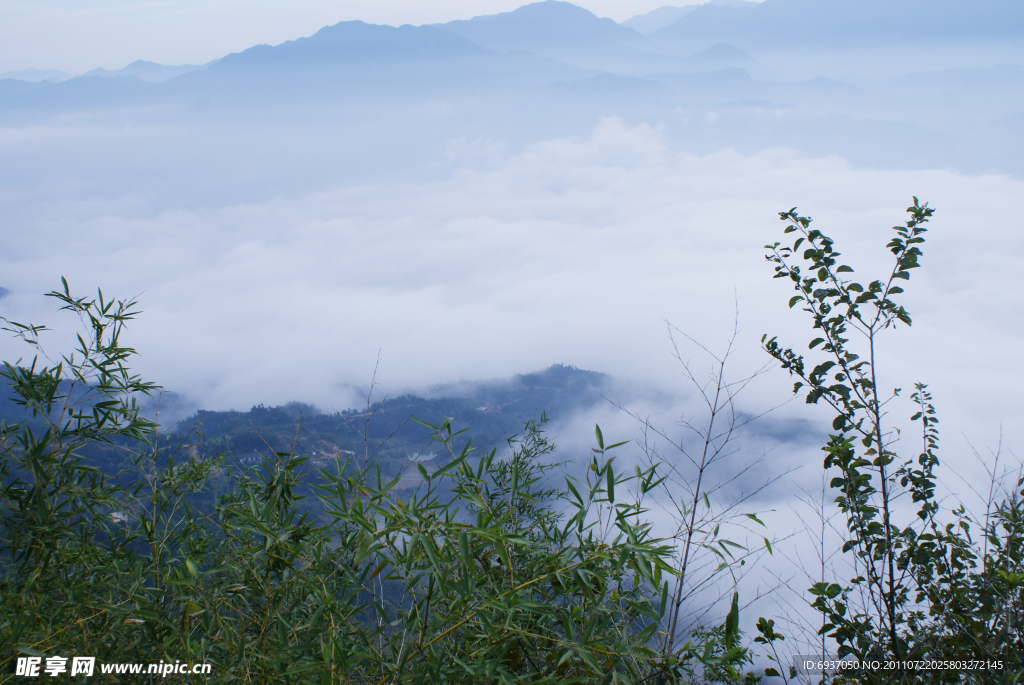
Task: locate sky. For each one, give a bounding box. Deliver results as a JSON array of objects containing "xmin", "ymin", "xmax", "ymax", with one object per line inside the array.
[{"xmin": 0, "ymin": 0, "xmax": 719, "ymax": 73}]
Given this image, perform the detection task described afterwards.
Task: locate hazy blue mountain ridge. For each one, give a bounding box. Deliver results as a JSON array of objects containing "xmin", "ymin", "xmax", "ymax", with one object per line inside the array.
[
  {"xmin": 81, "ymin": 59, "xmax": 208, "ymax": 82},
  {"xmin": 441, "ymin": 1, "xmax": 649, "ymax": 51},
  {"xmin": 213, "ymin": 21, "xmax": 488, "ymax": 70},
  {"xmin": 439, "ymin": 0, "xmax": 689, "ymax": 73},
  {"xmin": 159, "ymin": 19, "xmax": 595, "ymax": 101},
  {"xmin": 0, "ymin": 20, "xmax": 592, "ymax": 116},
  {"xmin": 622, "ymin": 5, "xmax": 703, "ymax": 35},
  {"xmin": 622, "ymin": 1, "xmax": 759, "ymax": 36}
]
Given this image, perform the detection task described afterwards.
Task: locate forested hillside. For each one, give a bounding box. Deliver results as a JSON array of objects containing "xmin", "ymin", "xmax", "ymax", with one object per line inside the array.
[
  {"xmin": 176, "ymin": 364, "xmax": 609, "ymax": 468},
  {"xmin": 0, "ymin": 363, "xmax": 610, "ymax": 496}
]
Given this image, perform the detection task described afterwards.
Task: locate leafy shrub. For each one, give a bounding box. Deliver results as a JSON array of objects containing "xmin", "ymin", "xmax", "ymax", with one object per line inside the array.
[{"xmin": 758, "ymin": 200, "xmax": 1024, "ymax": 684}]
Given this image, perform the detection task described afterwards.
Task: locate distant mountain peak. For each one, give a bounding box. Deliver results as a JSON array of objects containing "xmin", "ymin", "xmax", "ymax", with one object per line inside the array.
[
  {"xmin": 213, "ymin": 21, "xmax": 489, "ymax": 71},
  {"xmin": 441, "ymin": 0, "xmax": 647, "ymax": 53},
  {"xmin": 468, "ymin": 0, "xmax": 604, "ymax": 23},
  {"xmin": 622, "ymin": 1, "xmax": 758, "ymax": 35}
]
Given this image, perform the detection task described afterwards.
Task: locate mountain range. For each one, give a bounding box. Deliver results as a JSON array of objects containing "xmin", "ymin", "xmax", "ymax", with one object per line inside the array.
[
  {"xmin": 5, "ymin": 0, "xmax": 1021, "ymax": 86},
  {"xmin": 0, "ymin": 0, "xmax": 1021, "ymax": 196}
]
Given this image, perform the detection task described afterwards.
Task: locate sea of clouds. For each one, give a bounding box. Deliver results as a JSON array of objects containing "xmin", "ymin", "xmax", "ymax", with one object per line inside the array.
[{"xmin": 2, "ymin": 117, "xmax": 1020, "ymax": 470}]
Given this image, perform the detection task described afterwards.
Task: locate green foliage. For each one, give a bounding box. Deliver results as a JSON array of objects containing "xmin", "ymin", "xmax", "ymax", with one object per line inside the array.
[
  {"xmin": 760, "ymin": 200, "xmax": 1024, "ymax": 683},
  {"xmin": 0, "ymin": 281, "xmax": 755, "ymax": 683},
  {"xmin": 323, "ymin": 416, "xmax": 679, "ymax": 683},
  {"xmin": 752, "ymin": 617, "xmax": 785, "ymax": 680}
]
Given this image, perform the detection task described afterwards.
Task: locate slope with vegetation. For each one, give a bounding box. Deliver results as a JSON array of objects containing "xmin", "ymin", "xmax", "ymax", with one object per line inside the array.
[{"xmin": 0, "ymin": 284, "xmax": 746, "ymax": 682}]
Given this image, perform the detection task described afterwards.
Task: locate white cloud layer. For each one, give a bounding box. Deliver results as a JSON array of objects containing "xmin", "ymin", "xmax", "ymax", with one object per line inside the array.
[{"xmin": 2, "ymin": 118, "xmax": 1021, "ymax": 466}]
